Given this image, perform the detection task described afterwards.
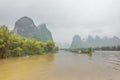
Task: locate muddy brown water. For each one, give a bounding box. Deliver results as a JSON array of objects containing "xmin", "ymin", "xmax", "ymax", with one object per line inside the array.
[{"xmin": 0, "ymin": 50, "xmax": 120, "ymax": 80}]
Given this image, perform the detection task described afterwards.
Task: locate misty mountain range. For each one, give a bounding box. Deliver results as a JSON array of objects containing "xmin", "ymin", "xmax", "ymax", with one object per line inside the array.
[
  {"xmin": 70, "ymin": 35, "xmax": 120, "ymax": 49},
  {"xmin": 13, "ymin": 16, "xmax": 53, "ymax": 42},
  {"xmin": 12, "ymin": 16, "xmax": 120, "ymax": 49}
]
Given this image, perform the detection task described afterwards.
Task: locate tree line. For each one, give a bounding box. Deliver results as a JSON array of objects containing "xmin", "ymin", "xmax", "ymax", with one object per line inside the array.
[
  {"xmin": 94, "ymin": 46, "xmax": 120, "ymax": 51},
  {"xmin": 0, "ymin": 25, "xmax": 58, "ymax": 58}
]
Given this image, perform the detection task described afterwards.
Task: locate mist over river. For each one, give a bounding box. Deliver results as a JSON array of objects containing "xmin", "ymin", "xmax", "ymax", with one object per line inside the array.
[{"xmin": 0, "ymin": 50, "xmax": 120, "ymax": 80}]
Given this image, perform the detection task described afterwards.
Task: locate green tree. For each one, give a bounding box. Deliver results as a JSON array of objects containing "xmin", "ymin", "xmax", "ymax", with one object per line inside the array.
[
  {"xmin": 44, "ymin": 40, "xmax": 57, "ymax": 52},
  {"xmin": 13, "ymin": 47, "xmax": 23, "ymax": 56},
  {"xmin": 0, "ymin": 26, "xmax": 11, "ymax": 58},
  {"xmin": 0, "ymin": 25, "xmax": 58, "ymax": 58}
]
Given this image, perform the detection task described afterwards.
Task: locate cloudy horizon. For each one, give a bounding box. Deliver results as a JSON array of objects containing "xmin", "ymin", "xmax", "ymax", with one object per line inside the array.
[{"xmin": 0, "ymin": 0, "xmax": 120, "ymax": 44}]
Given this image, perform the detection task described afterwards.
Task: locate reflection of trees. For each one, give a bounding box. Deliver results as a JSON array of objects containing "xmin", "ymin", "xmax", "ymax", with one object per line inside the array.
[
  {"xmin": 80, "ymin": 52, "xmax": 93, "ymax": 60},
  {"xmin": 88, "ymin": 53, "xmax": 92, "ymax": 60},
  {"xmin": 88, "ymin": 52, "xmax": 92, "ymax": 57},
  {"xmin": 44, "ymin": 54, "xmax": 55, "ymax": 62}
]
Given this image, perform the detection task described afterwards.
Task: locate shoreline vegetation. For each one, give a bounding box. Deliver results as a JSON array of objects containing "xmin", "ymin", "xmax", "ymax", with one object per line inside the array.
[
  {"xmin": 68, "ymin": 48, "xmax": 93, "ymax": 54},
  {"xmin": 65, "ymin": 46, "xmax": 120, "ymax": 55},
  {"xmin": 0, "ymin": 25, "xmax": 58, "ymax": 58},
  {"xmin": 81, "ymin": 48, "xmax": 93, "ymax": 54}
]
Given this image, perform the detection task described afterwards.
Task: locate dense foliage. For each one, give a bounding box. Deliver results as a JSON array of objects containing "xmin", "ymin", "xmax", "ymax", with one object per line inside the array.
[
  {"xmin": 81, "ymin": 48, "xmax": 93, "ymax": 54},
  {"xmin": 0, "ymin": 25, "xmax": 58, "ymax": 58}
]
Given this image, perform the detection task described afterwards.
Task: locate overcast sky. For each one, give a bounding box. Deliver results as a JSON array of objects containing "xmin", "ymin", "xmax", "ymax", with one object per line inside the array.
[{"xmin": 0, "ymin": 0, "xmax": 120, "ymax": 44}]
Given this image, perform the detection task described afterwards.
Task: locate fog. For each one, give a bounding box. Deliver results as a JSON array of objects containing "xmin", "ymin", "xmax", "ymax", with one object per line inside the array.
[{"xmin": 0, "ymin": 0, "xmax": 120, "ymax": 43}]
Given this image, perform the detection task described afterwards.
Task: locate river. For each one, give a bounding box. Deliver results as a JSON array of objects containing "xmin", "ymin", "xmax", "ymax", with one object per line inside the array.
[{"xmin": 0, "ymin": 50, "xmax": 120, "ymax": 80}]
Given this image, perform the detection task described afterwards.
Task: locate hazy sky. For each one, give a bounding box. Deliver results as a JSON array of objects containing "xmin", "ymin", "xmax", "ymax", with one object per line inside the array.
[{"xmin": 0, "ymin": 0, "xmax": 120, "ymax": 44}]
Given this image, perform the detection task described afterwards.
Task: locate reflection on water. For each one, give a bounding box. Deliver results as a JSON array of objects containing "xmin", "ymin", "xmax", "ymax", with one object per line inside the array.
[{"xmin": 0, "ymin": 51, "xmax": 120, "ymax": 80}]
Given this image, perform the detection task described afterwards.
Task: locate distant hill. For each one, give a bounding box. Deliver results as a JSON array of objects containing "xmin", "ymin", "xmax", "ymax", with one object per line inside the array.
[
  {"xmin": 70, "ymin": 35, "xmax": 83, "ymax": 49},
  {"xmin": 13, "ymin": 16, "xmax": 53, "ymax": 42},
  {"xmin": 70, "ymin": 35, "xmax": 120, "ymax": 49},
  {"xmin": 14, "ymin": 16, "xmax": 36, "ymax": 38},
  {"xmin": 35, "ymin": 24, "xmax": 53, "ymax": 42}
]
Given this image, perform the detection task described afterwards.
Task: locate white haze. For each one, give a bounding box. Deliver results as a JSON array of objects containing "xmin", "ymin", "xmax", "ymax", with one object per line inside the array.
[{"xmin": 0, "ymin": 0, "xmax": 120, "ymax": 44}]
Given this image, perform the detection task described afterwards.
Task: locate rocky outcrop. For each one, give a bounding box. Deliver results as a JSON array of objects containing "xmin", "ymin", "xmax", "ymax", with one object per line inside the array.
[
  {"xmin": 14, "ymin": 16, "xmax": 36, "ymax": 38},
  {"xmin": 14, "ymin": 16, "xmax": 53, "ymax": 42},
  {"xmin": 35, "ymin": 24, "xmax": 53, "ymax": 42},
  {"xmin": 70, "ymin": 35, "xmax": 83, "ymax": 49}
]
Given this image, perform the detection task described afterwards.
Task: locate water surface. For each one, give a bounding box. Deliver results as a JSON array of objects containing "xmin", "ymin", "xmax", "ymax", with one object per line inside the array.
[{"xmin": 0, "ymin": 50, "xmax": 120, "ymax": 80}]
